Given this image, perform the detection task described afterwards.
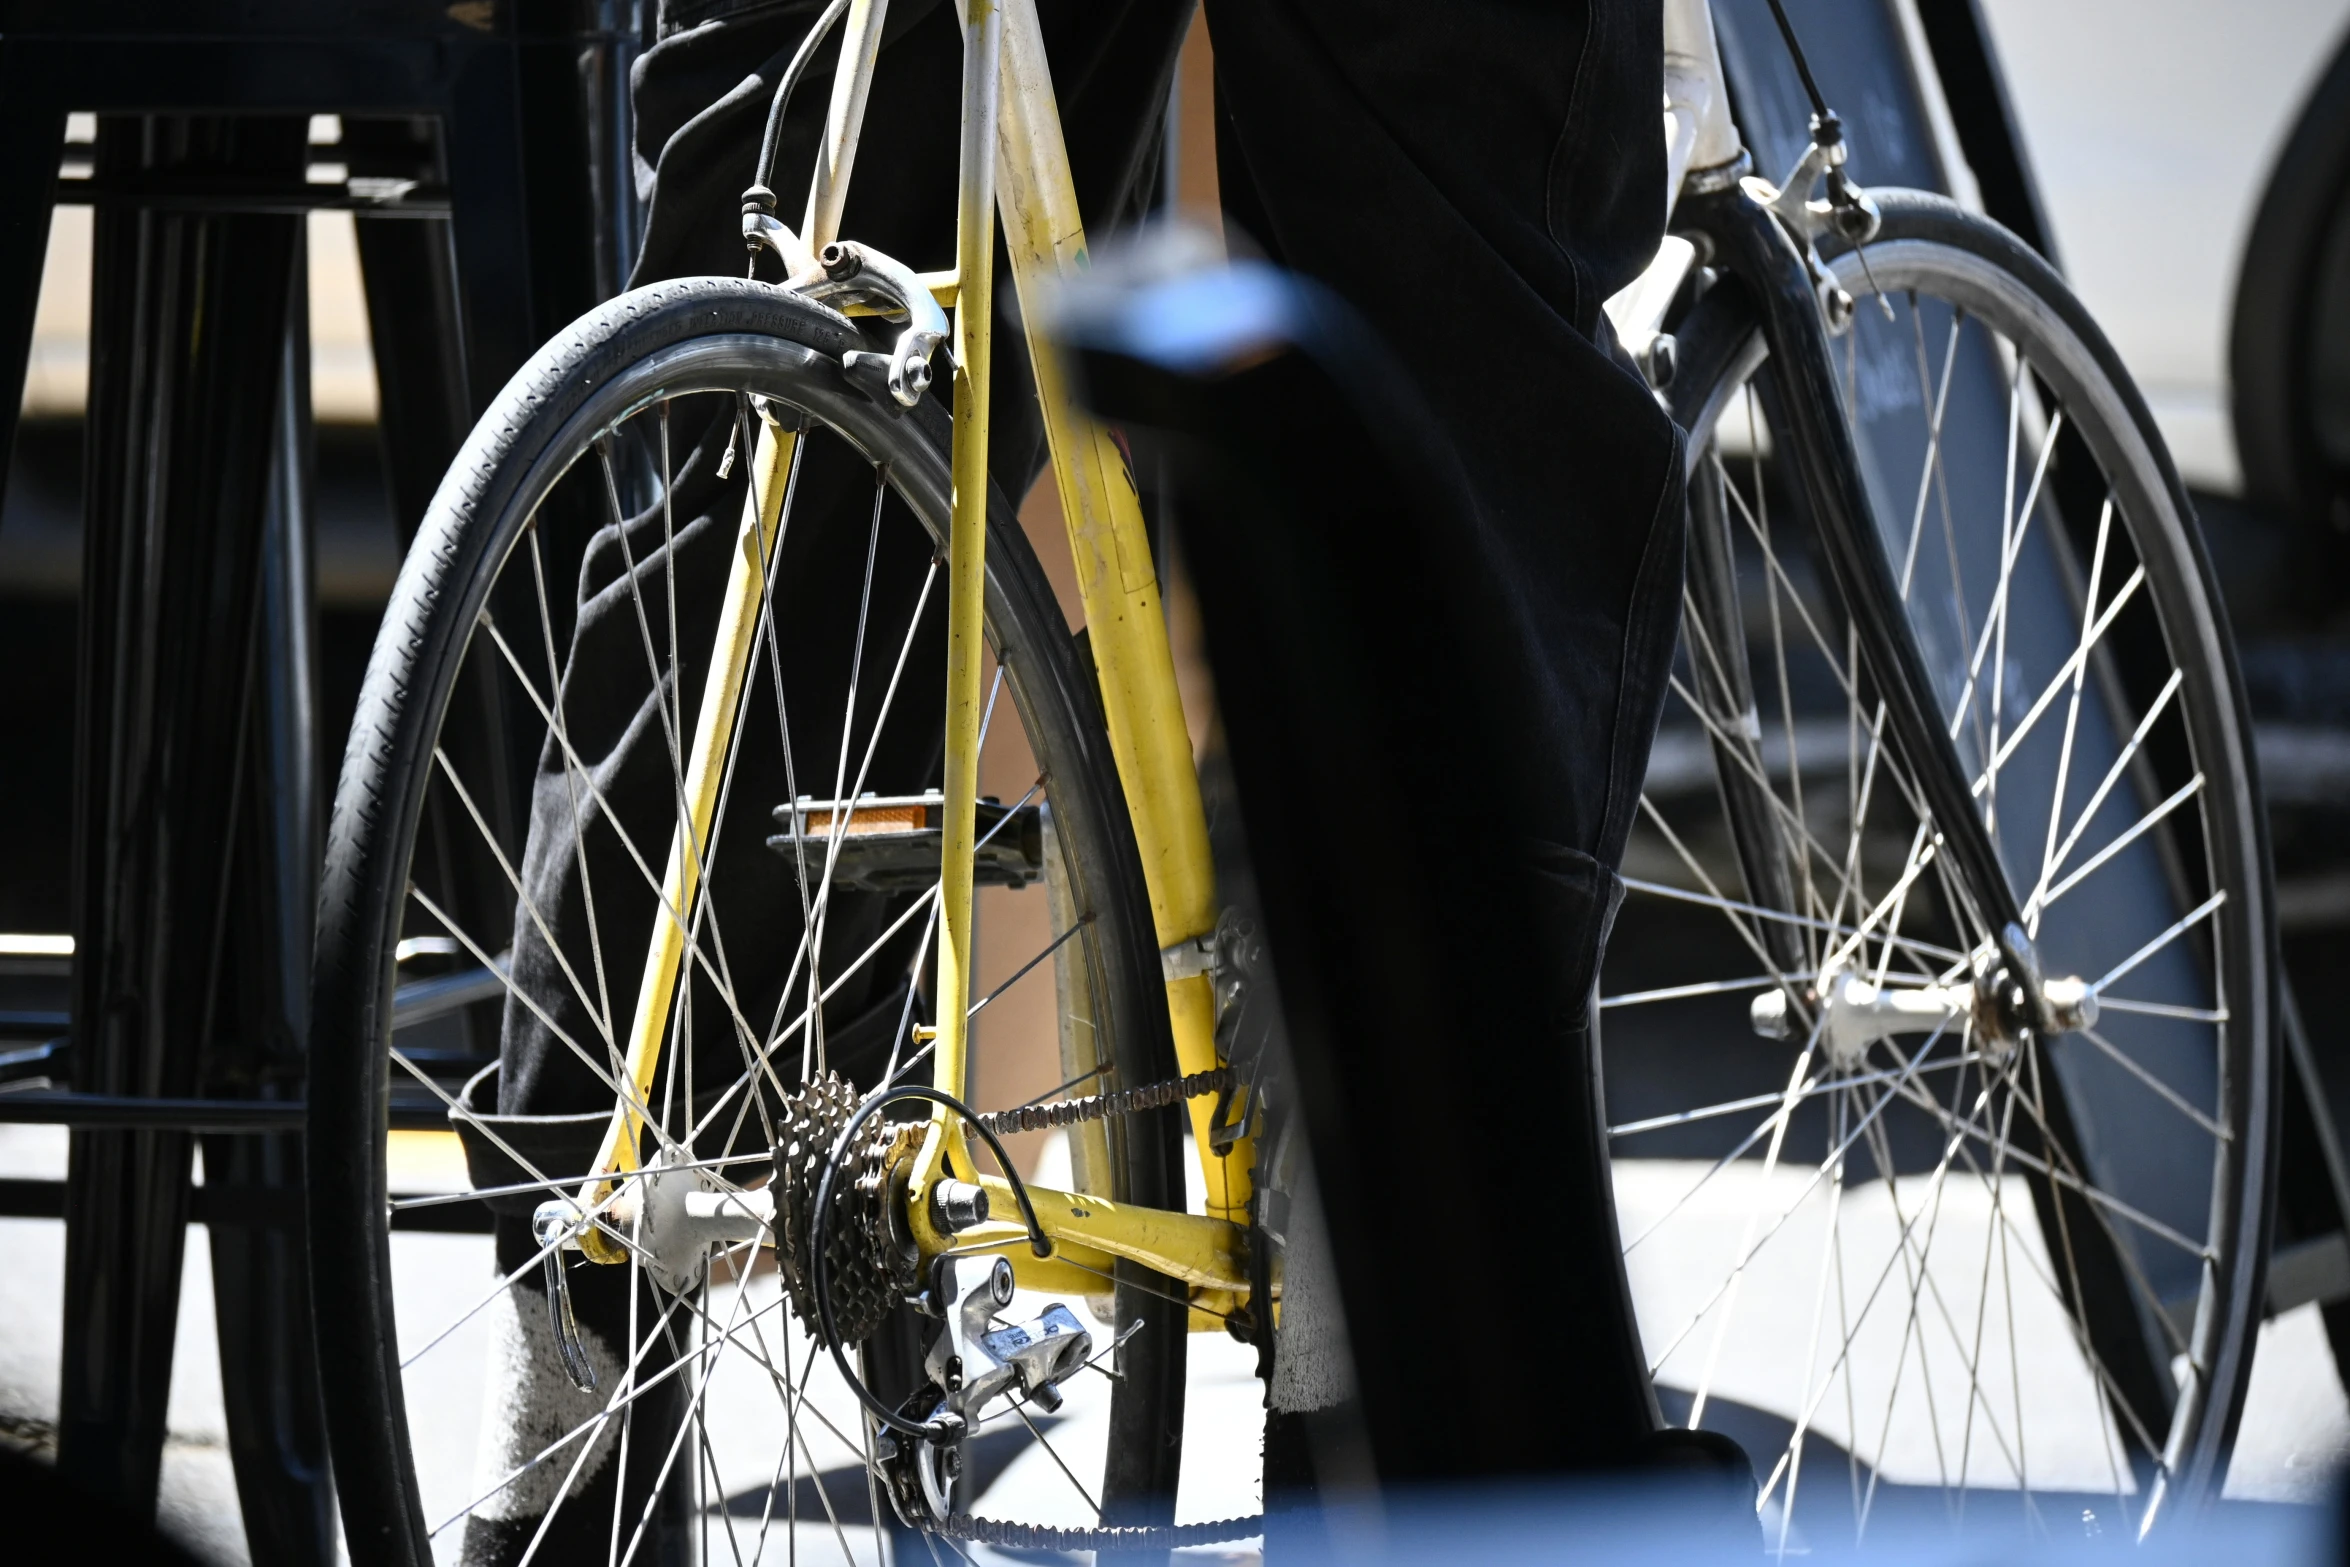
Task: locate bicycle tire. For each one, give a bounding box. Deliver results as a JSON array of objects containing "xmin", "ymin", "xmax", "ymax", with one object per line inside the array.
[
  {"xmin": 309, "ymin": 277, "xmax": 1201, "ymax": 1563},
  {"xmin": 1602, "ymin": 190, "xmax": 2274, "ymax": 1538}
]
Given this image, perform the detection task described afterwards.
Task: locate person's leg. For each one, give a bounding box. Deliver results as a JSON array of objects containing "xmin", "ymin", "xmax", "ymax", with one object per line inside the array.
[
  {"xmin": 1202, "ymin": 0, "xmax": 1684, "ymax": 1479},
  {"xmin": 1206, "ymin": 0, "xmax": 1682, "ymax": 877},
  {"xmin": 462, "ymin": 7, "xmax": 1194, "ymax": 1560}
]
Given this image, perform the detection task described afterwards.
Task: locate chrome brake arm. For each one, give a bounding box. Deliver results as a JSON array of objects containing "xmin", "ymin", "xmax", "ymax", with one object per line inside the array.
[
  {"xmin": 741, "ymin": 219, "xmax": 947, "ymax": 407},
  {"xmin": 744, "ymin": 207, "xmax": 818, "ymax": 281},
  {"xmin": 1746, "ymin": 134, "xmax": 1882, "ymax": 250},
  {"xmin": 1738, "ymin": 129, "xmax": 1884, "ymax": 335},
  {"xmin": 796, "ymin": 241, "xmax": 951, "ymax": 409}
]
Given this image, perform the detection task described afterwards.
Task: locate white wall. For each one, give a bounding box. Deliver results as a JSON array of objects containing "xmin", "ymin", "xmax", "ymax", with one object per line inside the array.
[{"xmin": 1976, "ymin": 0, "xmax": 2350, "ymax": 492}]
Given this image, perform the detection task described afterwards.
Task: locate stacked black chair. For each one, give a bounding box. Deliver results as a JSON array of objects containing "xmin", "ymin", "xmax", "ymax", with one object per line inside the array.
[{"xmin": 0, "ymin": 1, "xmax": 645, "ymax": 1556}]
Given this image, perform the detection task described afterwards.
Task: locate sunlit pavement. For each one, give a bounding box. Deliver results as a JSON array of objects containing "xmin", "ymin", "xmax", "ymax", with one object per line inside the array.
[
  {"xmin": 1618, "ymin": 1158, "xmax": 2350, "ymax": 1541},
  {"xmin": 1, "ymin": 1122, "xmax": 2343, "ymax": 1564}
]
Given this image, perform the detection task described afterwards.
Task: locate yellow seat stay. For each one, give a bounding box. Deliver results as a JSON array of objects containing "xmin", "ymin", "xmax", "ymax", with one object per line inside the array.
[{"xmin": 574, "ymin": 414, "xmax": 798, "ymax": 1263}]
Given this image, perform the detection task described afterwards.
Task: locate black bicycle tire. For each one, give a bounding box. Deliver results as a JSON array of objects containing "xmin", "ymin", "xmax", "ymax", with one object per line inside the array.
[
  {"xmin": 308, "ymin": 276, "xmax": 1189, "ymax": 1562},
  {"xmin": 1661, "ymin": 190, "xmax": 2276, "ymax": 1511}
]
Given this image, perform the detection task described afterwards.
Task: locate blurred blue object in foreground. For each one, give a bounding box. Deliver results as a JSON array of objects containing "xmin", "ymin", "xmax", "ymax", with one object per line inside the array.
[{"xmin": 1266, "ymin": 1479, "xmax": 2336, "ymax": 1564}]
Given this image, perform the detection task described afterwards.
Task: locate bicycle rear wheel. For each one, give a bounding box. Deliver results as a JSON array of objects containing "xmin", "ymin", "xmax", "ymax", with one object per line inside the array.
[
  {"xmin": 1603, "ymin": 192, "xmax": 2274, "ymax": 1543},
  {"xmin": 308, "ymin": 278, "xmax": 1251, "ymax": 1563}
]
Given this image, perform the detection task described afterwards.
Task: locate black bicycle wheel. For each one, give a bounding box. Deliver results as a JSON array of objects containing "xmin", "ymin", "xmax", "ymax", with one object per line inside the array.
[
  {"xmin": 308, "ymin": 277, "xmax": 1245, "ymax": 1563},
  {"xmin": 1601, "ymin": 192, "xmax": 2275, "ymax": 1543}
]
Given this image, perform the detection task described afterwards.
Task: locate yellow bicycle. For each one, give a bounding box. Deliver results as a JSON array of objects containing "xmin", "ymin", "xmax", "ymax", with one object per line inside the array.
[{"xmin": 309, "ymin": 0, "xmax": 2277, "ymax": 1556}]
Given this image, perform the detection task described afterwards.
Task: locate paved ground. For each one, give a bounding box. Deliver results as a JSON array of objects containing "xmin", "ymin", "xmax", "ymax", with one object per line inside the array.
[{"xmin": 2, "ymin": 1123, "xmax": 2343, "ymax": 1565}]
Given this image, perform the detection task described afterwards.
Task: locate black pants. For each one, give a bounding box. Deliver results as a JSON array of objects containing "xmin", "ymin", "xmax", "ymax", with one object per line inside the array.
[{"xmin": 467, "ymin": 2, "xmax": 1682, "ymax": 1557}]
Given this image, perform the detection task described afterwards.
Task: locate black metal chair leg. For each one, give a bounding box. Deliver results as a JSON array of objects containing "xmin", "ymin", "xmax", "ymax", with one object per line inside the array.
[
  {"xmin": 203, "ymin": 243, "xmax": 337, "ymax": 1567},
  {"xmin": 347, "ymin": 116, "xmax": 475, "ymax": 545},
  {"xmin": 59, "ymin": 111, "xmax": 306, "ymax": 1524},
  {"xmin": 0, "ymin": 107, "xmax": 63, "ymax": 503},
  {"xmin": 445, "ymin": 44, "xmax": 541, "ymax": 417}
]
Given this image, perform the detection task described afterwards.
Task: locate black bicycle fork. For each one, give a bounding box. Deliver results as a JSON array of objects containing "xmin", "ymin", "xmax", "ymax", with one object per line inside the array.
[{"xmin": 1679, "ymin": 184, "xmax": 2053, "ymax": 1023}]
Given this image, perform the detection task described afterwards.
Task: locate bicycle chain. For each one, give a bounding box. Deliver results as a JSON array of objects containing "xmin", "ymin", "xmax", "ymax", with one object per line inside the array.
[
  {"xmin": 935, "ymin": 1509, "xmax": 1266, "ymax": 1551},
  {"xmin": 970, "ymin": 1065, "xmax": 1235, "ymax": 1138},
  {"xmin": 917, "ymin": 1063, "xmax": 1266, "ymax": 1552}
]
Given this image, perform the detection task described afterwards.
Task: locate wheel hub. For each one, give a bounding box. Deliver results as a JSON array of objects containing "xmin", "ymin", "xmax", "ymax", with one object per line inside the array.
[{"xmin": 1749, "ymin": 959, "xmax": 2099, "ymax": 1065}]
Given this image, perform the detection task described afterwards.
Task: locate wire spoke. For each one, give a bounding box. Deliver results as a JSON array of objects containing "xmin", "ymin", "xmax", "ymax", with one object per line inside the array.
[
  {"xmin": 1010, "ymin": 1401, "xmax": 1101, "ymax": 1518},
  {"xmin": 2025, "ymin": 673, "xmax": 2184, "ymax": 918},
  {"xmin": 2093, "ymin": 890, "xmax": 2226, "ymax": 996},
  {"xmin": 1601, "ymin": 974, "xmax": 1784, "ymax": 1009},
  {"xmin": 1620, "ymin": 869, "xmax": 1965, "ymax": 968},
  {"xmin": 2037, "ymin": 773, "xmax": 2203, "ymax": 912},
  {"xmin": 1609, "ymin": 1051, "xmax": 1983, "ymax": 1139},
  {"xmin": 2070, "ymin": 1025, "xmax": 2226, "ymax": 1139}
]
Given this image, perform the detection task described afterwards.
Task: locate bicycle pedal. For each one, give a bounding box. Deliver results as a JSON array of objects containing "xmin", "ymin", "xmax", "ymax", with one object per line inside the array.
[{"xmin": 767, "ymin": 791, "xmax": 1044, "ymax": 893}]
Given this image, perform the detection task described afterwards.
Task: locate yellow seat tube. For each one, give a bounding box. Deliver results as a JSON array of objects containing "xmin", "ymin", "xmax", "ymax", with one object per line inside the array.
[
  {"xmin": 577, "ymin": 414, "xmax": 799, "ymax": 1262},
  {"xmin": 995, "ymin": 0, "xmax": 1251, "ymax": 1223},
  {"xmin": 930, "ymin": 0, "xmax": 1003, "ymax": 1181}
]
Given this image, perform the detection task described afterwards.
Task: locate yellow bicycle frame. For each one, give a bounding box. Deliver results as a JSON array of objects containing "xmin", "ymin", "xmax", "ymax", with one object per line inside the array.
[{"xmin": 577, "ymin": 0, "xmax": 1256, "ymax": 1313}]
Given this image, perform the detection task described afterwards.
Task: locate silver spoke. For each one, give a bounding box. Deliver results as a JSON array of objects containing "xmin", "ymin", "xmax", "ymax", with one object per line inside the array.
[
  {"xmin": 2027, "ymin": 669, "xmax": 2185, "ymax": 917},
  {"xmin": 1011, "ymin": 1400, "xmax": 1101, "ymax": 1518},
  {"xmin": 1974, "ymin": 564, "xmax": 2146, "ymax": 792},
  {"xmin": 1610, "ymin": 1051, "xmax": 1982, "ymax": 1139},
  {"xmin": 408, "ymin": 885, "xmax": 670, "ymax": 1157},
  {"xmin": 1944, "ymin": 374, "xmax": 2057, "ymax": 752},
  {"xmin": 386, "ymin": 1151, "xmax": 769, "ymax": 1212},
  {"xmin": 527, "ymin": 520, "xmax": 622, "ymax": 1056},
  {"xmin": 1664, "ymin": 670, "xmax": 1880, "ymax": 925},
  {"xmin": 1601, "ymin": 974, "xmax": 1782, "ymax": 1009},
  {"xmin": 1713, "ymin": 443, "xmax": 1867, "ymax": 715},
  {"xmin": 1644, "ymin": 1026, "xmax": 1947, "ymax": 1372},
  {"xmin": 474, "ymin": 610, "xmax": 778, "ymax": 1075},
  {"xmin": 2031, "ymin": 496, "xmax": 2117, "ymax": 936},
  {"xmin": 2095, "ymin": 996, "xmax": 2227, "ymax": 1024},
  {"xmin": 799, "ymin": 475, "xmax": 891, "ymax": 1080},
  {"xmin": 430, "ymin": 746, "xmax": 617, "ymax": 1055},
  {"xmin": 432, "ymin": 1283, "xmax": 706, "ymax": 1536},
  {"xmin": 2037, "ymin": 772, "xmax": 2204, "ymax": 912},
  {"xmin": 2072, "ymin": 1024, "xmax": 2227, "ymax": 1139},
  {"xmin": 1621, "ymin": 869, "xmax": 1966, "ymax": 968},
  {"xmin": 758, "ymin": 554, "xmax": 942, "ymax": 1068},
  {"xmin": 1886, "ymin": 1063, "xmax": 2212, "ymax": 1261},
  {"xmin": 2092, "ymin": 889, "xmax": 2227, "ymax": 995}
]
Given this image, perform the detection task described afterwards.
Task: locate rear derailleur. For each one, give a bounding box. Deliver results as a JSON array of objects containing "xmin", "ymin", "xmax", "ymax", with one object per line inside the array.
[{"xmin": 875, "ymin": 1254, "xmax": 1095, "ymax": 1528}]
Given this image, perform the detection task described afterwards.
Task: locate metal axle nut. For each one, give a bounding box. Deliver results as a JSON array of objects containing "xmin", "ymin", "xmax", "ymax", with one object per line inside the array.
[{"xmin": 931, "ymin": 1179, "xmax": 991, "ymax": 1233}]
